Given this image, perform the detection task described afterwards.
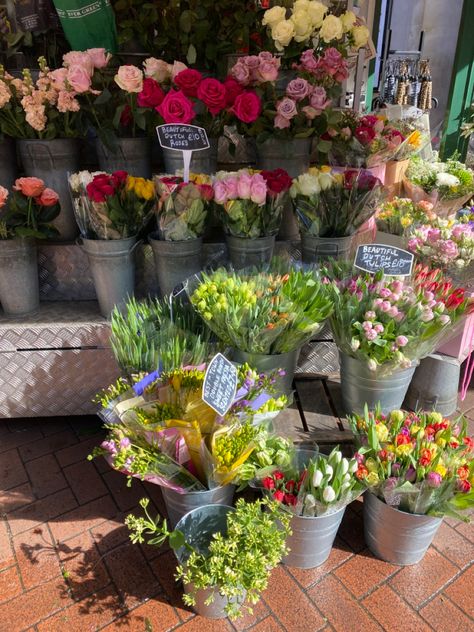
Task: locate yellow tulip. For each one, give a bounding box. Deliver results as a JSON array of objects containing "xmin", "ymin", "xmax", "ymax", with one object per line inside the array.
[
  {"xmin": 375, "ymin": 423, "xmax": 389, "ymax": 442},
  {"xmin": 366, "ymin": 471, "xmax": 380, "ymax": 485},
  {"xmin": 434, "ymin": 463, "xmax": 447, "ymax": 478},
  {"xmin": 396, "ymin": 444, "xmax": 413, "ymax": 457}
]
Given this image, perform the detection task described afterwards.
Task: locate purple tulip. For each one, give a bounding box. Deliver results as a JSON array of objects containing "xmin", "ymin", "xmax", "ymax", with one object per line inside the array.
[
  {"xmin": 405, "ymin": 466, "xmax": 416, "ymax": 483},
  {"xmin": 426, "ymin": 471, "xmax": 442, "ymax": 488}
]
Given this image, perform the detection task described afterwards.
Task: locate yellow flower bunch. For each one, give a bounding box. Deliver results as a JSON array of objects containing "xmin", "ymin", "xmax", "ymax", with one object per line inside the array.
[
  {"xmin": 190, "ymin": 173, "xmax": 212, "ymax": 186},
  {"xmin": 407, "ymin": 130, "xmax": 422, "ymax": 148},
  {"xmin": 126, "ymin": 176, "xmax": 155, "ymax": 201}
]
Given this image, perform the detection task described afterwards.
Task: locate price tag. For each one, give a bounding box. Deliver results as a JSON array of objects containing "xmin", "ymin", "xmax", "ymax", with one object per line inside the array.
[
  {"xmin": 354, "ymin": 244, "xmax": 414, "ymax": 277},
  {"xmin": 202, "ymin": 353, "xmax": 238, "ymax": 417},
  {"xmin": 156, "ymin": 124, "xmax": 210, "ymax": 183}
]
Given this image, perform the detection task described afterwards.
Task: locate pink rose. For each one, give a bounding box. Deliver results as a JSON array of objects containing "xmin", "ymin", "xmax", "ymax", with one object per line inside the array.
[
  {"xmin": 156, "ymin": 90, "xmax": 195, "ymax": 124},
  {"xmin": 310, "ymin": 86, "xmax": 331, "ymax": 112},
  {"xmin": 275, "ymin": 97, "xmax": 298, "ymax": 128},
  {"xmin": 231, "ymin": 61, "xmax": 250, "ymax": 86},
  {"xmin": 213, "ymin": 181, "xmax": 228, "ymax": 205},
  {"xmin": 114, "ymin": 65, "xmax": 144, "ymax": 93},
  {"xmin": 86, "ymin": 48, "xmax": 111, "ymax": 69},
  {"xmin": 137, "ymin": 78, "xmax": 165, "ymax": 108},
  {"xmin": 250, "ymin": 174, "xmax": 267, "ymax": 205},
  {"xmin": 49, "ymin": 68, "xmax": 68, "ymax": 91},
  {"xmin": 232, "ymin": 91, "xmax": 262, "ymax": 123},
  {"xmin": 237, "ymin": 172, "xmax": 252, "ymax": 199},
  {"xmin": 223, "ymin": 77, "xmax": 244, "ymax": 107},
  {"xmin": 197, "ymin": 78, "xmax": 227, "ymax": 116},
  {"xmin": 66, "ymin": 65, "xmax": 91, "ymax": 93},
  {"xmin": 299, "ymin": 50, "xmax": 318, "ymax": 72},
  {"xmin": 427, "ymin": 228, "xmax": 441, "ymax": 243},
  {"xmin": 168, "ymin": 61, "xmax": 188, "ymax": 80},
  {"xmin": 14, "ymin": 177, "xmax": 45, "ymax": 197},
  {"xmin": 143, "ymin": 58, "xmax": 170, "ymax": 83},
  {"xmin": 36, "ymin": 187, "xmax": 59, "ymax": 207},
  {"xmin": 0, "ymin": 185, "xmax": 8, "ymax": 208},
  {"xmin": 257, "ymin": 61, "xmax": 279, "ymax": 82},
  {"xmin": 224, "ymin": 177, "xmax": 239, "ymax": 200},
  {"xmin": 286, "ymin": 78, "xmax": 310, "ymax": 101},
  {"xmin": 63, "ymin": 51, "xmax": 93, "ymax": 74},
  {"xmin": 245, "ymin": 55, "xmax": 261, "ymax": 70},
  {"xmin": 258, "ymin": 51, "xmax": 279, "ymax": 63}
]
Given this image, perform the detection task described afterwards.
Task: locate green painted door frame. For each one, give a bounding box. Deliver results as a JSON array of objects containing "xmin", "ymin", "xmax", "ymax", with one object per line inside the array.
[{"xmin": 440, "ymin": 0, "xmax": 474, "ymax": 160}]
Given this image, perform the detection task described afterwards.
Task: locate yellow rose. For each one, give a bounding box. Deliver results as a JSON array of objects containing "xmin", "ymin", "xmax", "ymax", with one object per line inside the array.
[
  {"xmin": 293, "ymin": 0, "xmax": 310, "ymax": 10},
  {"xmin": 434, "ymin": 463, "xmax": 447, "ymax": 478},
  {"xmin": 319, "ymin": 15, "xmax": 343, "ymax": 43},
  {"xmin": 126, "ymin": 176, "xmax": 136, "ymax": 191},
  {"xmin": 291, "ymin": 11, "xmax": 314, "ymax": 42},
  {"xmin": 366, "ymin": 471, "xmax": 380, "ymax": 485},
  {"xmin": 262, "ymin": 6, "xmax": 287, "ymax": 27},
  {"xmin": 375, "ymin": 423, "xmax": 389, "ymax": 442},
  {"xmin": 352, "ymin": 24, "xmax": 370, "ymax": 49},
  {"xmin": 341, "ymin": 10, "xmax": 356, "ymax": 32},
  {"xmin": 307, "ymin": 1, "xmax": 327, "ymax": 27},
  {"xmin": 320, "ymin": 165, "xmax": 332, "ymax": 173},
  {"xmin": 271, "ymin": 19, "xmax": 296, "ymax": 50},
  {"xmin": 140, "ymin": 180, "xmax": 155, "ymax": 201}
]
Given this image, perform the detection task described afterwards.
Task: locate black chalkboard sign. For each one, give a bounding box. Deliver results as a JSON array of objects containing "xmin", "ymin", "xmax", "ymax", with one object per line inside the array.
[
  {"xmin": 354, "ymin": 244, "xmax": 414, "ymax": 276},
  {"xmin": 202, "ymin": 353, "xmax": 238, "ymax": 417},
  {"xmin": 156, "ymin": 124, "xmax": 210, "ymax": 152}
]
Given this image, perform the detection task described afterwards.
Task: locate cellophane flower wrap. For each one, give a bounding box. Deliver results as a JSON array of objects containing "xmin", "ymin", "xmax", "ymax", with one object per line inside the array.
[
  {"xmin": 388, "ymin": 118, "xmax": 430, "ymax": 161},
  {"xmin": 376, "ymin": 197, "xmax": 436, "ymax": 236},
  {"xmin": 189, "ymin": 262, "xmax": 333, "ymax": 354},
  {"xmin": 258, "ymin": 446, "xmax": 364, "ymax": 517},
  {"xmin": 69, "ymin": 170, "xmax": 155, "ymax": 239},
  {"xmin": 348, "ymin": 408, "xmax": 474, "ymax": 519},
  {"xmin": 89, "ymin": 361, "xmax": 290, "ymax": 492},
  {"xmin": 290, "ymin": 167, "xmax": 383, "ymax": 237},
  {"xmin": 213, "ymin": 168, "xmax": 292, "ymax": 238},
  {"xmin": 405, "ymin": 155, "xmax": 474, "ymax": 203},
  {"xmin": 154, "ymin": 174, "xmax": 213, "ymax": 241},
  {"xmin": 326, "ymin": 263, "xmax": 471, "ymax": 375}
]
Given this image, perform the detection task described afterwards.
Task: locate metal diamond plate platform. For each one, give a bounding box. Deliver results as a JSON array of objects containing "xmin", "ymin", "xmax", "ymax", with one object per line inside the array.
[{"xmin": 297, "ymin": 341, "xmax": 339, "ymax": 375}]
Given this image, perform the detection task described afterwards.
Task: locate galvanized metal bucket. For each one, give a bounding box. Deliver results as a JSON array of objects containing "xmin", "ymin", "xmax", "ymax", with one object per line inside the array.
[
  {"xmin": 226, "ymin": 234, "xmax": 275, "ymax": 269},
  {"xmin": 81, "ymin": 236, "xmax": 138, "ymax": 318},
  {"xmin": 149, "ymin": 233, "xmax": 203, "ymax": 297},
  {"xmin": 301, "ymin": 234, "xmax": 353, "ymax": 264},
  {"xmin": 18, "ymin": 138, "xmax": 80, "ymax": 241},
  {"xmin": 232, "ymin": 348, "xmax": 300, "ymax": 394},
  {"xmin": 162, "ymin": 485, "xmax": 235, "ymax": 530},
  {"xmin": 404, "ymin": 353, "xmax": 461, "ymax": 416},
  {"xmin": 0, "ymin": 237, "xmax": 39, "ymax": 315},
  {"xmin": 0, "ymin": 137, "xmax": 17, "ymax": 190},
  {"xmin": 375, "ymin": 231, "xmax": 406, "ymax": 249},
  {"xmin": 339, "ymin": 352, "xmax": 417, "ymax": 415},
  {"xmin": 95, "ymin": 137, "xmax": 152, "ymax": 178},
  {"xmin": 363, "ymin": 492, "xmax": 442, "ymax": 565},
  {"xmin": 162, "ymin": 139, "xmax": 218, "ymax": 175}
]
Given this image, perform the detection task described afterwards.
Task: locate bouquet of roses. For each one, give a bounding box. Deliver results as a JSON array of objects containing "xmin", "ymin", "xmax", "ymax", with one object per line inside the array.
[
  {"xmin": 290, "ymin": 167, "xmax": 383, "ymax": 237},
  {"xmin": 258, "ymin": 446, "xmax": 363, "ymax": 517},
  {"xmin": 376, "ymin": 197, "xmax": 436, "ymax": 236},
  {"xmin": 388, "ymin": 118, "xmax": 430, "ymax": 161},
  {"xmin": 154, "ymin": 174, "xmax": 213, "ymax": 241},
  {"xmin": 404, "ymin": 155, "xmax": 474, "ymax": 206},
  {"xmin": 213, "ymin": 168, "xmax": 292, "ymax": 238},
  {"xmin": 0, "ymin": 177, "xmax": 60, "ymax": 239},
  {"xmin": 190, "ymin": 263, "xmax": 333, "ymax": 354},
  {"xmin": 326, "ymin": 263, "xmax": 470, "ymax": 375},
  {"xmin": 348, "ymin": 408, "xmax": 474, "ymax": 519},
  {"xmin": 69, "ymin": 170, "xmax": 155, "ymax": 239}
]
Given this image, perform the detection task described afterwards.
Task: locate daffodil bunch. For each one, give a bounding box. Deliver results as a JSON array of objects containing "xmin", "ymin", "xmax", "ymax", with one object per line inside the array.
[{"xmin": 348, "ymin": 407, "xmax": 474, "ymax": 519}]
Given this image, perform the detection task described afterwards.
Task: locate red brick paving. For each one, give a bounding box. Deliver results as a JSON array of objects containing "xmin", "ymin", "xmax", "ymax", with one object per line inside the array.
[{"xmin": 0, "ymin": 412, "xmax": 472, "ymax": 631}]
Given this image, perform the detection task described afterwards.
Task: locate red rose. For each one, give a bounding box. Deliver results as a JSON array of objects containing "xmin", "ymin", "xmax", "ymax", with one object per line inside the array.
[
  {"xmin": 137, "ymin": 78, "xmax": 165, "ymax": 108},
  {"xmin": 100, "ymin": 184, "xmax": 116, "ymax": 197},
  {"xmin": 273, "ymin": 490, "xmax": 285, "ymax": 502},
  {"xmin": 262, "ymin": 476, "xmax": 275, "ymax": 490},
  {"xmin": 261, "ymin": 168, "xmax": 292, "ymax": 195},
  {"xmin": 111, "ymin": 171, "xmax": 128, "ymax": 188},
  {"xmin": 86, "ymin": 183, "xmax": 106, "ymax": 203},
  {"xmin": 156, "ymin": 90, "xmax": 195, "ymax": 124},
  {"xmin": 174, "ymin": 68, "xmax": 203, "ymax": 97},
  {"xmin": 197, "ymin": 78, "xmax": 227, "ymax": 116},
  {"xmin": 355, "ymin": 125, "xmax": 376, "ymax": 146},
  {"xmin": 199, "ymin": 184, "xmax": 214, "ymax": 201},
  {"xmin": 120, "ymin": 104, "xmax": 133, "ymax": 127},
  {"xmin": 223, "ymin": 77, "xmax": 244, "ymax": 107},
  {"xmin": 232, "ymin": 91, "xmax": 262, "ymax": 123}
]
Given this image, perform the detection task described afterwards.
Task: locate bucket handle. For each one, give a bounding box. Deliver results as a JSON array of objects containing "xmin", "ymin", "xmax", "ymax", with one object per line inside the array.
[
  {"xmin": 412, "ymin": 389, "xmax": 439, "ymax": 411},
  {"xmin": 25, "ymin": 142, "xmax": 55, "ymax": 169},
  {"xmin": 76, "ymin": 237, "xmax": 142, "ymax": 256}
]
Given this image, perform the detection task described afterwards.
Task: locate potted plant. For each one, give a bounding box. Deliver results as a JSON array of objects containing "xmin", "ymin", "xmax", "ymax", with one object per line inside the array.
[
  {"xmin": 125, "ymin": 497, "xmax": 292, "ymax": 619},
  {"xmin": 326, "ymin": 263, "xmax": 471, "ymax": 414},
  {"xmin": 190, "ymin": 263, "xmax": 333, "ymax": 390},
  {"xmin": 257, "ymin": 446, "xmax": 363, "ymax": 568},
  {"xmin": 375, "ymin": 196, "xmax": 436, "ymax": 248},
  {"xmin": 0, "ymin": 177, "xmax": 60, "ymax": 314},
  {"xmin": 348, "ymin": 407, "xmax": 474, "ymax": 565},
  {"xmin": 69, "ymin": 169, "xmax": 154, "ymax": 317},
  {"xmin": 213, "ymin": 168, "xmax": 292, "ymax": 268},
  {"xmin": 150, "ymin": 173, "xmax": 213, "ymax": 296},
  {"xmin": 0, "ymin": 52, "xmax": 106, "ymax": 240},
  {"xmin": 290, "ymin": 167, "xmax": 383, "ymax": 262}
]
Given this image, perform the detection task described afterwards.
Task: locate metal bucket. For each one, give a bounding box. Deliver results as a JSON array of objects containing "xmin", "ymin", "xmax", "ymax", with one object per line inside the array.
[
  {"xmin": 0, "ymin": 137, "xmax": 17, "ymax": 190},
  {"xmin": 82, "ymin": 236, "xmax": 138, "ymax": 318},
  {"xmin": 0, "ymin": 237, "xmax": 39, "ymax": 315},
  {"xmin": 226, "ymin": 234, "xmax": 275, "ymax": 269},
  {"xmin": 95, "ymin": 137, "xmax": 152, "ymax": 178},
  {"xmin": 404, "ymin": 353, "xmax": 461, "ymax": 416},
  {"xmin": 363, "ymin": 492, "xmax": 442, "ymax": 565},
  {"xmin": 339, "ymin": 352, "xmax": 417, "ymax": 415},
  {"xmin": 301, "ymin": 233, "xmax": 353, "ymax": 263},
  {"xmin": 149, "ymin": 233, "xmax": 203, "ymax": 297},
  {"xmin": 162, "ymin": 485, "xmax": 235, "ymax": 530},
  {"xmin": 284, "ymin": 506, "xmax": 346, "ymax": 569},
  {"xmin": 18, "ymin": 138, "xmax": 80, "ymax": 241},
  {"xmin": 162, "ymin": 139, "xmax": 218, "ymax": 175},
  {"xmin": 232, "ymin": 348, "xmax": 300, "ymax": 394},
  {"xmin": 375, "ymin": 231, "xmax": 406, "ymax": 249}
]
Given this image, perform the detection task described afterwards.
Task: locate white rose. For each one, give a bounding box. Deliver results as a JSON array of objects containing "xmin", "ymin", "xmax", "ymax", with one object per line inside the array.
[
  {"xmin": 319, "ymin": 171, "xmax": 335, "ymax": 190},
  {"xmin": 436, "ymin": 172, "xmax": 460, "ymax": 187},
  {"xmin": 307, "ymin": 1, "xmax": 328, "ymax": 27},
  {"xmin": 143, "ymin": 57, "xmax": 170, "ymax": 82},
  {"xmin": 291, "ymin": 11, "xmax": 314, "ymax": 42},
  {"xmin": 352, "ymin": 24, "xmax": 370, "ymax": 49},
  {"xmin": 323, "ymin": 486, "xmax": 336, "ymax": 502},
  {"xmin": 320, "ymin": 15, "xmax": 343, "ymax": 43},
  {"xmin": 271, "ymin": 19, "xmax": 296, "ymax": 50},
  {"xmin": 341, "ymin": 10, "xmax": 356, "ymax": 32},
  {"xmin": 297, "ymin": 173, "xmax": 321, "ymax": 197},
  {"xmin": 263, "ymin": 6, "xmax": 287, "ymax": 27},
  {"xmin": 312, "ymin": 469, "xmax": 323, "ymax": 487},
  {"xmin": 293, "ymin": 0, "xmax": 310, "ymax": 11}
]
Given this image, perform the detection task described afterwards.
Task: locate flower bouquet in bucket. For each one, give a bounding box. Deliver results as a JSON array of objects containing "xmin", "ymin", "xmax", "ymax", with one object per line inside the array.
[
  {"xmin": 347, "ymin": 407, "xmax": 474, "ymax": 564},
  {"xmin": 375, "ymin": 197, "xmax": 436, "ymax": 238}
]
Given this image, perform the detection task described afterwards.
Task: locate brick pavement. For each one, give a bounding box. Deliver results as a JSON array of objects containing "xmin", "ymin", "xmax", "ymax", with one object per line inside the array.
[{"xmin": 1, "ymin": 407, "xmax": 473, "ymax": 632}]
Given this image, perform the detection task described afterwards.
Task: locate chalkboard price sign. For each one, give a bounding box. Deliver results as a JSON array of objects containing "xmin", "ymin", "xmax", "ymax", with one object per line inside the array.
[
  {"xmin": 354, "ymin": 244, "xmax": 414, "ymax": 276},
  {"xmin": 156, "ymin": 124, "xmax": 209, "ymax": 152},
  {"xmin": 202, "ymin": 353, "xmax": 238, "ymax": 417}
]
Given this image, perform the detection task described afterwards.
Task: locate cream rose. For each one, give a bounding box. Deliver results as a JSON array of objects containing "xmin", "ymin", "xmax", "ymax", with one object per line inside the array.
[
  {"xmin": 296, "ymin": 173, "xmax": 321, "ymax": 197},
  {"xmin": 319, "ymin": 171, "xmax": 335, "ymax": 191},
  {"xmin": 320, "ymin": 15, "xmax": 343, "ymax": 43},
  {"xmin": 352, "ymin": 24, "xmax": 370, "ymax": 48},
  {"xmin": 307, "ymin": 1, "xmax": 327, "ymax": 27},
  {"xmin": 114, "ymin": 65, "xmax": 143, "ymax": 93},
  {"xmin": 293, "ymin": 0, "xmax": 310, "ymax": 10},
  {"xmin": 341, "ymin": 10, "xmax": 356, "ymax": 32},
  {"xmin": 143, "ymin": 57, "xmax": 170, "ymax": 83},
  {"xmin": 291, "ymin": 10, "xmax": 314, "ymax": 42},
  {"xmin": 262, "ymin": 6, "xmax": 287, "ymax": 27},
  {"xmin": 168, "ymin": 61, "xmax": 188, "ymax": 80},
  {"xmin": 271, "ymin": 19, "xmax": 296, "ymax": 50}
]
